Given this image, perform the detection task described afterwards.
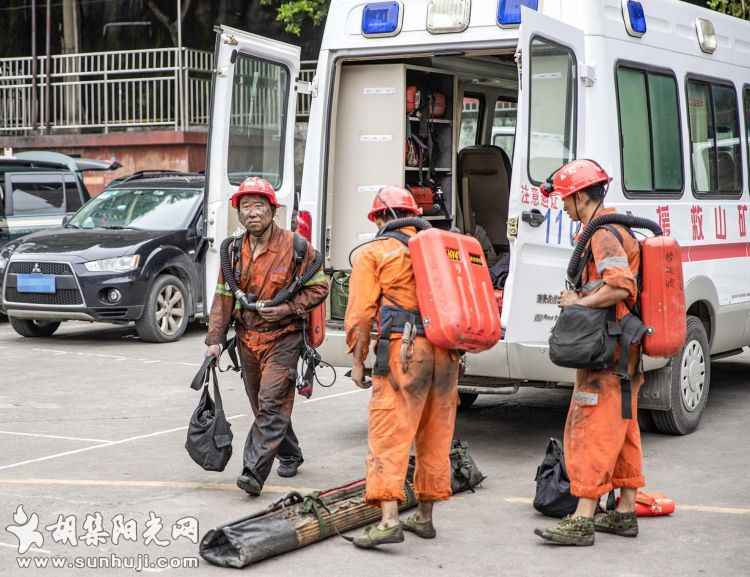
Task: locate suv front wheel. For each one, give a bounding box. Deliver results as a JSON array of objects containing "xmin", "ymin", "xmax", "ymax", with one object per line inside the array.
[
  {"xmin": 9, "ymin": 318, "xmax": 61, "ymax": 338},
  {"xmin": 136, "ymin": 274, "xmax": 189, "ymax": 343}
]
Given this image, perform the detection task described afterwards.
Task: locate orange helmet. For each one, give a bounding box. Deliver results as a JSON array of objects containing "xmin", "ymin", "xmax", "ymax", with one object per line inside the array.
[
  {"xmin": 230, "ymin": 176, "xmax": 280, "ymax": 209},
  {"xmin": 367, "ymin": 185, "xmax": 422, "ymax": 222},
  {"xmin": 541, "ymin": 159, "xmax": 612, "ymax": 199}
]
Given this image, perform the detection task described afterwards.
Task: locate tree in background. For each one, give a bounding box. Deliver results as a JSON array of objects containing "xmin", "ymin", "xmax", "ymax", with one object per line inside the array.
[
  {"xmin": 706, "ymin": 0, "xmax": 750, "ymax": 19},
  {"xmin": 261, "ymin": 0, "xmax": 330, "ymax": 36}
]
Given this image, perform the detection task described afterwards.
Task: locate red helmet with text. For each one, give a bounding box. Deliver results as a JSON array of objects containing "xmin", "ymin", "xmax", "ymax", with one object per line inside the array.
[
  {"xmin": 367, "ymin": 186, "xmax": 422, "ymax": 222},
  {"xmin": 541, "ymin": 159, "xmax": 612, "ymax": 199},
  {"xmin": 229, "ymin": 177, "xmax": 280, "ymax": 209}
]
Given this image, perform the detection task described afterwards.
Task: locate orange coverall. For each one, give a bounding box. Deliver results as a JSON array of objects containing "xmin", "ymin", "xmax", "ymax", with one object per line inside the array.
[
  {"xmin": 564, "ymin": 208, "xmax": 646, "ymax": 500},
  {"xmin": 345, "ymin": 227, "xmax": 459, "ymax": 505},
  {"xmin": 206, "ymin": 223, "xmax": 328, "ymax": 484}
]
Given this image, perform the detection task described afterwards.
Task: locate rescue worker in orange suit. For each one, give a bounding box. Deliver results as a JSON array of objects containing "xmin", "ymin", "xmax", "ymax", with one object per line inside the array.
[
  {"xmin": 345, "ymin": 186, "xmax": 460, "ymax": 548},
  {"xmin": 534, "ymin": 160, "xmax": 645, "ymax": 546},
  {"xmin": 205, "ymin": 177, "xmax": 329, "ymax": 497}
]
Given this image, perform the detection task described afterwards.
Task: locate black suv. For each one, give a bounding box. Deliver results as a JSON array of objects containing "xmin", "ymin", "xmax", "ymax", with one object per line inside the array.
[{"xmin": 0, "ymin": 172, "xmax": 207, "ymax": 342}]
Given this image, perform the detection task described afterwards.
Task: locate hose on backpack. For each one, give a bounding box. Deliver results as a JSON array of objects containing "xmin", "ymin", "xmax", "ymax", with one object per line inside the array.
[
  {"xmin": 219, "ymin": 235, "xmax": 324, "ymax": 311},
  {"xmin": 566, "ymin": 213, "xmax": 662, "ymax": 287},
  {"xmin": 347, "ymin": 217, "xmax": 432, "ymax": 267}
]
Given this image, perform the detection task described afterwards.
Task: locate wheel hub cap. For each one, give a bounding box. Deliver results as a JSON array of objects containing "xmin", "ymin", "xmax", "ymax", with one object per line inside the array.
[
  {"xmin": 156, "ymin": 285, "xmax": 185, "ymax": 336},
  {"xmin": 680, "ymin": 340, "xmax": 705, "ymax": 412}
]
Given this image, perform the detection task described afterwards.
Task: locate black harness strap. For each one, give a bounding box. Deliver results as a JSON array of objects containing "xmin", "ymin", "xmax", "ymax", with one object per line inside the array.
[
  {"xmin": 578, "ymin": 224, "xmax": 646, "ymax": 420},
  {"xmin": 373, "ymin": 306, "xmax": 426, "ymax": 376}
]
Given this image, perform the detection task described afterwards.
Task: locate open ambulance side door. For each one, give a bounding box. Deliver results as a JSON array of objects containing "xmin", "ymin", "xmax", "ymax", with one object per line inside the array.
[
  {"xmin": 504, "ymin": 6, "xmax": 586, "ymax": 382},
  {"xmin": 204, "ymin": 26, "xmax": 300, "ymax": 308}
]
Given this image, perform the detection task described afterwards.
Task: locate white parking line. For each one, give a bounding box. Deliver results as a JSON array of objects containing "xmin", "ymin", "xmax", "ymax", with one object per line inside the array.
[
  {"xmin": 0, "ymin": 431, "xmax": 112, "ymax": 444},
  {"xmin": 28, "ymin": 347, "xmax": 202, "ymax": 369},
  {"xmin": 303, "ymin": 388, "xmax": 366, "ymax": 404},
  {"xmin": 0, "ymin": 414, "xmax": 247, "ymax": 472}
]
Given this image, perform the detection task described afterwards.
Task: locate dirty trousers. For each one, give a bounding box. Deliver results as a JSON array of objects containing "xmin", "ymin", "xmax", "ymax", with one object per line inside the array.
[
  {"xmin": 365, "ymin": 336, "xmax": 459, "ymax": 505},
  {"xmin": 563, "ymin": 369, "xmax": 646, "ymax": 500},
  {"xmin": 238, "ymin": 331, "xmax": 303, "ymax": 485}
]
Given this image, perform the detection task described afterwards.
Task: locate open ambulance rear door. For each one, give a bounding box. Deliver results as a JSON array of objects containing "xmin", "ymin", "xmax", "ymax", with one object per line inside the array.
[
  {"xmin": 204, "ymin": 26, "xmax": 300, "ymax": 307},
  {"xmin": 502, "ymin": 6, "xmax": 586, "ymax": 382}
]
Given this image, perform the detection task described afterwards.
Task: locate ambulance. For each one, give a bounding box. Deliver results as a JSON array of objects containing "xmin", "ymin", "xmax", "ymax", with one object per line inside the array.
[{"xmin": 204, "ymin": 0, "xmax": 750, "ymax": 435}]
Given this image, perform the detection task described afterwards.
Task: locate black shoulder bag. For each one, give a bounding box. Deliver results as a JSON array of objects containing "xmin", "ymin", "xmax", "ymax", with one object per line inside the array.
[{"xmin": 186, "ymin": 357, "xmax": 234, "ymax": 472}]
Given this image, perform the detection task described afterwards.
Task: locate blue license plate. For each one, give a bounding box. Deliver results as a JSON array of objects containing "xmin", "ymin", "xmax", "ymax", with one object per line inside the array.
[{"xmin": 17, "ymin": 274, "xmax": 56, "ymax": 294}]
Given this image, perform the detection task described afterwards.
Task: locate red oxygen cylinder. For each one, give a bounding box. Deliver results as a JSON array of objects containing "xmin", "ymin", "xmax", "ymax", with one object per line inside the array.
[
  {"xmin": 409, "ymin": 229, "xmax": 501, "ymax": 352},
  {"xmin": 307, "ymin": 302, "xmax": 326, "ymax": 349},
  {"xmin": 640, "ymin": 236, "xmax": 686, "ymax": 358}
]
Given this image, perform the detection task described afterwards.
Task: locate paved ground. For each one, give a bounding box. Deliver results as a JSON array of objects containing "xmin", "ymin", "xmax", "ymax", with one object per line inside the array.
[{"xmin": 0, "ymin": 319, "xmax": 748, "ymax": 577}]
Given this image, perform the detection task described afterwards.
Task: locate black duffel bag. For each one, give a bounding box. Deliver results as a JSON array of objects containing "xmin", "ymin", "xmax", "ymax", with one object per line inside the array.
[
  {"xmin": 533, "ymin": 438, "xmax": 578, "ymax": 518},
  {"xmin": 548, "ymin": 304, "xmax": 617, "ymax": 370},
  {"xmin": 185, "ymin": 358, "xmax": 233, "ymax": 472}
]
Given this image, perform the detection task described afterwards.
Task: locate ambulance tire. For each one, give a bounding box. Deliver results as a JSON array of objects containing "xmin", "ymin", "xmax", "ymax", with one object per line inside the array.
[
  {"xmin": 651, "ymin": 316, "xmax": 710, "ymax": 436},
  {"xmin": 458, "ymin": 392, "xmax": 478, "ymax": 410},
  {"xmin": 9, "ymin": 317, "xmax": 60, "ymax": 338}
]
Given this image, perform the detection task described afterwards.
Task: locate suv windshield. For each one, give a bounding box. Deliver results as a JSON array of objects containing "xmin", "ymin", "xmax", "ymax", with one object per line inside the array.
[{"xmin": 69, "ymin": 187, "xmax": 202, "ymax": 231}]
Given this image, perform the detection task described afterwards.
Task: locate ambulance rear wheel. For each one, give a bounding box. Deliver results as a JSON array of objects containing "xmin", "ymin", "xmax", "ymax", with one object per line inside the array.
[
  {"xmin": 652, "ymin": 316, "xmax": 710, "ymax": 436},
  {"xmin": 458, "ymin": 392, "xmax": 478, "ymax": 410}
]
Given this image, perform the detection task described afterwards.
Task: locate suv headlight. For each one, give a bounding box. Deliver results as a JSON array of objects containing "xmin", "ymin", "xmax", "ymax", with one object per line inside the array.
[
  {"xmin": 0, "ymin": 244, "xmax": 19, "ymax": 273},
  {"xmin": 84, "ymin": 255, "xmax": 141, "ymax": 273}
]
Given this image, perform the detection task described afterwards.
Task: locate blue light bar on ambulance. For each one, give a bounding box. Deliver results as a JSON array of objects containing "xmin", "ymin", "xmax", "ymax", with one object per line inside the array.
[
  {"xmin": 622, "ymin": 0, "xmax": 647, "ymax": 37},
  {"xmin": 497, "ymin": 0, "xmax": 539, "ymax": 28},
  {"xmin": 362, "ymin": 2, "xmax": 403, "ymax": 38}
]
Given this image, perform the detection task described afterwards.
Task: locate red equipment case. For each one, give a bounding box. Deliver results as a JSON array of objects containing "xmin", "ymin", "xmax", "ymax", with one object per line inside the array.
[
  {"xmin": 640, "ymin": 236, "xmax": 686, "ymax": 358},
  {"xmin": 306, "ymin": 302, "xmax": 326, "ymax": 349},
  {"xmin": 409, "ymin": 228, "xmax": 501, "ymax": 352}
]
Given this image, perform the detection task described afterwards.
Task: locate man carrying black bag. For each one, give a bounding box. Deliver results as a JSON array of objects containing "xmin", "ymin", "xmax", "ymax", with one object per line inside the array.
[
  {"xmin": 186, "ymin": 357, "xmax": 233, "ymax": 472},
  {"xmin": 534, "ymin": 160, "xmax": 645, "ymax": 547},
  {"xmin": 204, "ymin": 177, "xmax": 328, "ymax": 497}
]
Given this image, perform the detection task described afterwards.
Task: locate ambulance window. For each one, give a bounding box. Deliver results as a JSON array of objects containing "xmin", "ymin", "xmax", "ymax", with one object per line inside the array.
[
  {"xmin": 616, "ymin": 66, "xmax": 682, "ymax": 195},
  {"xmin": 687, "ymin": 79, "xmax": 741, "ymax": 196},
  {"xmin": 459, "ymin": 95, "xmax": 484, "ymax": 149},
  {"xmin": 227, "ymin": 53, "xmax": 290, "ymax": 189},
  {"xmin": 745, "ymin": 87, "xmax": 750, "ymax": 189},
  {"xmin": 492, "ymin": 100, "xmax": 517, "ymax": 161},
  {"xmin": 528, "ymin": 37, "xmax": 576, "ymax": 184}
]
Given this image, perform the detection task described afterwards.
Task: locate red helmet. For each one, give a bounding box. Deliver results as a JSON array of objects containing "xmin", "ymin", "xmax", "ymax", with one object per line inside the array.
[
  {"xmin": 367, "ymin": 185, "xmax": 422, "ymax": 222},
  {"xmin": 230, "ymin": 177, "xmax": 280, "ymax": 209},
  {"xmin": 541, "ymin": 159, "xmax": 612, "ymax": 199}
]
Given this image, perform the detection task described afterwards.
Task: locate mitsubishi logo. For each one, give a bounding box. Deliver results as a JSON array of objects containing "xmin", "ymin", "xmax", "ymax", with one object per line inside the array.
[{"xmin": 31, "ymin": 263, "xmax": 42, "ymax": 274}]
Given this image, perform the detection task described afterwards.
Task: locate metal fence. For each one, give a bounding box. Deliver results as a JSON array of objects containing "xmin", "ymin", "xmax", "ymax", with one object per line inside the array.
[{"xmin": 0, "ymin": 48, "xmax": 317, "ymax": 135}]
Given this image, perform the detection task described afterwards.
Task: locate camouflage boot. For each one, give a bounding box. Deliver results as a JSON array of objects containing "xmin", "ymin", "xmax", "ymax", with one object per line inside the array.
[
  {"xmin": 534, "ymin": 515, "xmax": 595, "ymax": 546},
  {"xmin": 594, "ymin": 511, "xmax": 639, "ymax": 537}
]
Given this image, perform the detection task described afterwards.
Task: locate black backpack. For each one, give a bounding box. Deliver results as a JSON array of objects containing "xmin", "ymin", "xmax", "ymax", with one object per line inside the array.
[{"xmin": 533, "ymin": 438, "xmax": 578, "ymax": 518}]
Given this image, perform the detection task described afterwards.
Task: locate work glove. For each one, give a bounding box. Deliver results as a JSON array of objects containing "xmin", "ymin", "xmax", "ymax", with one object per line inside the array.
[{"xmin": 257, "ymin": 303, "xmax": 293, "ymax": 323}]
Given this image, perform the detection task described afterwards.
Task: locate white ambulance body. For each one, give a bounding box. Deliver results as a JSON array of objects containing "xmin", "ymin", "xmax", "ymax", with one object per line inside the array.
[{"xmin": 205, "ymin": 0, "xmax": 750, "ymax": 435}]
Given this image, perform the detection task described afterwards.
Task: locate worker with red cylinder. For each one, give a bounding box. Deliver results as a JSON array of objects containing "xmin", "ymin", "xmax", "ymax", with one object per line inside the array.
[
  {"xmin": 534, "ymin": 160, "xmax": 645, "ymax": 546},
  {"xmin": 205, "ymin": 177, "xmax": 328, "ymax": 497},
  {"xmin": 345, "ymin": 186, "xmax": 460, "ymax": 549}
]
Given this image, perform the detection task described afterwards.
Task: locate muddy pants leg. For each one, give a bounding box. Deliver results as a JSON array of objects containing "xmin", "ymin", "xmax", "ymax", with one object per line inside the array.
[
  {"xmin": 365, "ymin": 337, "xmax": 433, "ymax": 505},
  {"xmin": 240, "ymin": 332, "xmax": 303, "ymax": 485},
  {"xmin": 413, "ymin": 347, "xmax": 459, "ymax": 502}
]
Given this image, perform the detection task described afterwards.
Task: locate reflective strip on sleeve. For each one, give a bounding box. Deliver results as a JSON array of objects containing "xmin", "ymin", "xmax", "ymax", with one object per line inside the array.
[
  {"xmin": 303, "ymin": 269, "xmax": 329, "ymax": 287},
  {"xmin": 596, "ymin": 256, "xmax": 629, "ymax": 274},
  {"xmin": 215, "ymin": 283, "xmax": 233, "ymax": 297}
]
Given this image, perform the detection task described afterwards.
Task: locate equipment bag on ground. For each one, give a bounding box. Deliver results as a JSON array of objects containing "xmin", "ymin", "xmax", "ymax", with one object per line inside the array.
[
  {"xmin": 533, "ymin": 438, "xmax": 578, "ymax": 518},
  {"xmin": 199, "ymin": 439, "xmax": 484, "ymax": 568},
  {"xmin": 185, "ymin": 358, "xmax": 233, "ymax": 472}
]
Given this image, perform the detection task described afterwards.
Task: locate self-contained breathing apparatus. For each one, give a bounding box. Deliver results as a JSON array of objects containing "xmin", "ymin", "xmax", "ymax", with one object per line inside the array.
[
  {"xmin": 350, "ymin": 214, "xmax": 501, "ymax": 377},
  {"xmin": 217, "ymin": 233, "xmax": 334, "ymax": 398},
  {"xmin": 549, "ymin": 213, "xmax": 686, "ymax": 419}
]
